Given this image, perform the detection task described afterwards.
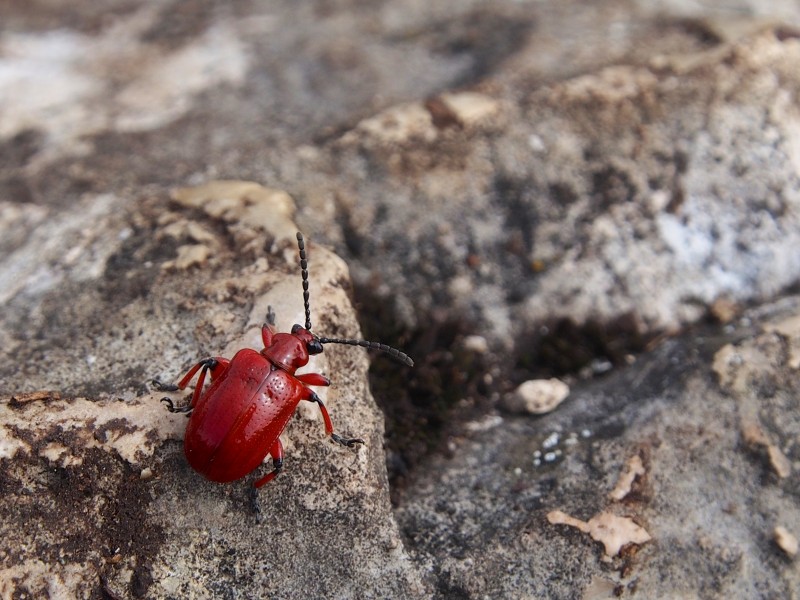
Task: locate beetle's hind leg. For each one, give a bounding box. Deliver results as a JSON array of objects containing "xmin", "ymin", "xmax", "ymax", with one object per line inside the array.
[{"xmin": 254, "ymin": 438, "xmax": 284, "ymax": 488}]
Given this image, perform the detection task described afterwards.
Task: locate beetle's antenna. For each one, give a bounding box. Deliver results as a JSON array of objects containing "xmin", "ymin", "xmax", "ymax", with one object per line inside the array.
[
  {"xmin": 317, "ymin": 337, "xmax": 414, "ymax": 367},
  {"xmin": 298, "ymin": 231, "xmax": 413, "ymax": 367},
  {"xmin": 296, "ymin": 232, "xmax": 313, "ymax": 331}
]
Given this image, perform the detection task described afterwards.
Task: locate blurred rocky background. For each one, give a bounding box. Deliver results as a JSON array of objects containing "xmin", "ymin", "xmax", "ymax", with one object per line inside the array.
[{"xmin": 1, "ymin": 1, "xmax": 799, "ymax": 598}]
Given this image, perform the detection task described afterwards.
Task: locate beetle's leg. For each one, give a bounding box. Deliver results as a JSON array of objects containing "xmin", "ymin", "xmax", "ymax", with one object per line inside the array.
[
  {"xmin": 254, "ymin": 438, "xmax": 284, "ymax": 488},
  {"xmin": 306, "ymin": 390, "xmax": 365, "ymax": 447},
  {"xmin": 186, "ymin": 357, "xmax": 231, "ymax": 408},
  {"xmin": 261, "ymin": 306, "xmax": 277, "ymax": 349},
  {"xmin": 177, "ymin": 357, "xmax": 229, "ymax": 389},
  {"xmin": 295, "ymin": 373, "xmax": 330, "ymax": 387},
  {"xmin": 160, "ymin": 397, "xmax": 193, "ymax": 413},
  {"xmin": 261, "ymin": 306, "xmax": 278, "ymax": 349},
  {"xmin": 151, "ymin": 379, "xmax": 180, "ymax": 392},
  {"xmin": 157, "ymin": 357, "xmax": 229, "ymax": 413},
  {"xmin": 261, "ymin": 323, "xmax": 275, "ymax": 349}
]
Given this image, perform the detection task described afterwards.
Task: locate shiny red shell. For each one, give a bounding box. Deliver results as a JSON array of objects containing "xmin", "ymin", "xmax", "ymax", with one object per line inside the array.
[
  {"xmin": 163, "ymin": 324, "xmax": 348, "ymax": 487},
  {"xmin": 184, "ymin": 348, "xmax": 302, "ymax": 483}
]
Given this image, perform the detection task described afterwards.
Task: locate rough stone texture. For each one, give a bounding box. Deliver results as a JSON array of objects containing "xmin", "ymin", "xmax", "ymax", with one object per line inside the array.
[
  {"xmin": 396, "ymin": 296, "xmax": 800, "ymax": 598},
  {"xmin": 1, "ymin": 1, "xmax": 800, "ymax": 598},
  {"xmin": 309, "ymin": 28, "xmax": 800, "ymax": 347},
  {"xmin": 0, "ymin": 183, "xmax": 423, "ymax": 598}
]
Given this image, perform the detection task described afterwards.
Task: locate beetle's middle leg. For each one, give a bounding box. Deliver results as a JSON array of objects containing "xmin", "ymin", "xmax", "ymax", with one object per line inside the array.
[{"xmin": 306, "ymin": 389, "xmax": 365, "ymax": 447}]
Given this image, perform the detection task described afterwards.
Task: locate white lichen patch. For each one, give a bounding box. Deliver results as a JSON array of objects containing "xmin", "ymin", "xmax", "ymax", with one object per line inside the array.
[
  {"xmin": 547, "ymin": 509, "xmax": 651, "ymax": 557},
  {"xmin": 340, "ymin": 92, "xmax": 502, "ymax": 148},
  {"xmin": 581, "ymin": 576, "xmax": 618, "ymax": 600},
  {"xmin": 344, "ymin": 101, "xmax": 438, "ymax": 145},
  {"xmin": 114, "ymin": 24, "xmax": 248, "ymax": 132},
  {"xmin": 171, "ymin": 181, "xmax": 298, "ymax": 252},
  {"xmin": 0, "ymin": 394, "xmax": 185, "ymax": 467},
  {"xmin": 0, "ymin": 560, "xmax": 91, "ymax": 600},
  {"xmin": 608, "ymin": 454, "xmax": 646, "ymax": 501}
]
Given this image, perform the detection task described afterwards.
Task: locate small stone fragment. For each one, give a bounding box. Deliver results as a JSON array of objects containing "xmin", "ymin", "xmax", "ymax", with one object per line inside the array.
[
  {"xmin": 438, "ymin": 92, "xmax": 502, "ymax": 128},
  {"xmin": 741, "ymin": 419, "xmax": 792, "ymax": 478},
  {"xmin": 503, "ymin": 379, "xmax": 570, "ymax": 415},
  {"xmin": 773, "ymin": 525, "xmax": 798, "ymax": 557},
  {"xmin": 766, "ymin": 445, "xmax": 792, "ymax": 479},
  {"xmin": 710, "ymin": 297, "xmax": 739, "ymax": 323},
  {"xmin": 462, "ymin": 335, "xmax": 489, "ymax": 354}
]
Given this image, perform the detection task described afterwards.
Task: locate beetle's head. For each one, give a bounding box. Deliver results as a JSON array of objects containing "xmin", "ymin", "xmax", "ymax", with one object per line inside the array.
[
  {"xmin": 291, "ymin": 324, "xmax": 323, "ymax": 355},
  {"xmin": 262, "ymin": 325, "xmax": 322, "ymax": 373}
]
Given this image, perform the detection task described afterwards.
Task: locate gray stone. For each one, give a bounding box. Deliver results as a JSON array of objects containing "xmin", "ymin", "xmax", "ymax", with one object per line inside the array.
[
  {"xmin": 397, "ymin": 296, "xmax": 800, "ymax": 598},
  {"xmin": 2, "ymin": 1, "xmax": 800, "ymax": 598}
]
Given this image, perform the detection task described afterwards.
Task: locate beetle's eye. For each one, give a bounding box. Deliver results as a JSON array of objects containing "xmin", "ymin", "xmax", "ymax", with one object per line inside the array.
[
  {"xmin": 291, "ymin": 324, "xmax": 303, "ymax": 334},
  {"xmin": 308, "ymin": 340, "xmax": 323, "ymax": 355}
]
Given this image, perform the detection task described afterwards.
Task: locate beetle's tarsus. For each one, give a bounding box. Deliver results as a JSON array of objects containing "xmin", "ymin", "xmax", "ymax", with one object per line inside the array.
[
  {"xmin": 331, "ymin": 433, "xmax": 365, "ymax": 448},
  {"xmin": 266, "ymin": 306, "xmax": 276, "ymax": 327},
  {"xmin": 151, "ymin": 378, "xmax": 179, "ymax": 392},
  {"xmin": 161, "ymin": 397, "xmax": 192, "ymax": 414}
]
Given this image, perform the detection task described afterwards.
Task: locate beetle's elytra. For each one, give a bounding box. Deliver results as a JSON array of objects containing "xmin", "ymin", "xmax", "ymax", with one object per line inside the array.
[{"xmin": 154, "ymin": 232, "xmax": 413, "ymax": 488}]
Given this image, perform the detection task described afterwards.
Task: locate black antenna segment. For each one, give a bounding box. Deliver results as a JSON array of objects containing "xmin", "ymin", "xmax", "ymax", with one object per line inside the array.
[
  {"xmin": 295, "ymin": 231, "xmax": 414, "ymax": 368},
  {"xmin": 296, "ymin": 232, "xmax": 313, "ymax": 331},
  {"xmin": 317, "ymin": 337, "xmax": 414, "ymax": 367}
]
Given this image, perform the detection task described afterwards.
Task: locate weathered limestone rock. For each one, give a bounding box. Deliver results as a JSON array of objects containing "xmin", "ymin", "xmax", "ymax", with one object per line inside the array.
[{"xmin": 0, "ymin": 183, "xmax": 424, "ymax": 598}]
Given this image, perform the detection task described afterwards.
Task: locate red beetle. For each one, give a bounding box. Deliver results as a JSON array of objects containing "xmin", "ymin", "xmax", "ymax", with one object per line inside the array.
[{"xmin": 155, "ymin": 232, "xmax": 413, "ymax": 488}]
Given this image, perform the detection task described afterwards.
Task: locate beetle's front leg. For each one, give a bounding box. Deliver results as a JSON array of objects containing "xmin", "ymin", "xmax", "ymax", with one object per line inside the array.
[
  {"xmin": 153, "ymin": 357, "xmax": 230, "ymax": 413},
  {"xmin": 160, "ymin": 397, "xmax": 193, "ymax": 413}
]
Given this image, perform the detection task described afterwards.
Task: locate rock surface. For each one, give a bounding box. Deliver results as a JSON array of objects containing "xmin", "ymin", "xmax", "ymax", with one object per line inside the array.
[
  {"xmin": 396, "ymin": 297, "xmax": 800, "ymax": 598},
  {"xmin": 1, "ymin": 1, "xmax": 799, "ymax": 598},
  {"xmin": 0, "ymin": 183, "xmax": 423, "ymax": 598}
]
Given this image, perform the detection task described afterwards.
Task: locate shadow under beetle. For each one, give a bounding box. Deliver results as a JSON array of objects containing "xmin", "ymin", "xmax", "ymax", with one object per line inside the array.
[{"xmin": 154, "ymin": 232, "xmax": 413, "ymax": 487}]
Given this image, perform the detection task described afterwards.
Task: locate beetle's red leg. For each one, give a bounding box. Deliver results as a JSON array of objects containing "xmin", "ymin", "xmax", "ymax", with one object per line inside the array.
[
  {"xmin": 158, "ymin": 357, "xmax": 229, "ymax": 413},
  {"xmin": 261, "ymin": 323, "xmax": 275, "ymax": 348},
  {"xmin": 253, "ymin": 438, "xmax": 284, "ymax": 488},
  {"xmin": 306, "ymin": 390, "xmax": 364, "ymax": 447},
  {"xmin": 176, "ymin": 357, "xmax": 229, "ymax": 388},
  {"xmin": 295, "ymin": 373, "xmax": 330, "ymax": 387}
]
